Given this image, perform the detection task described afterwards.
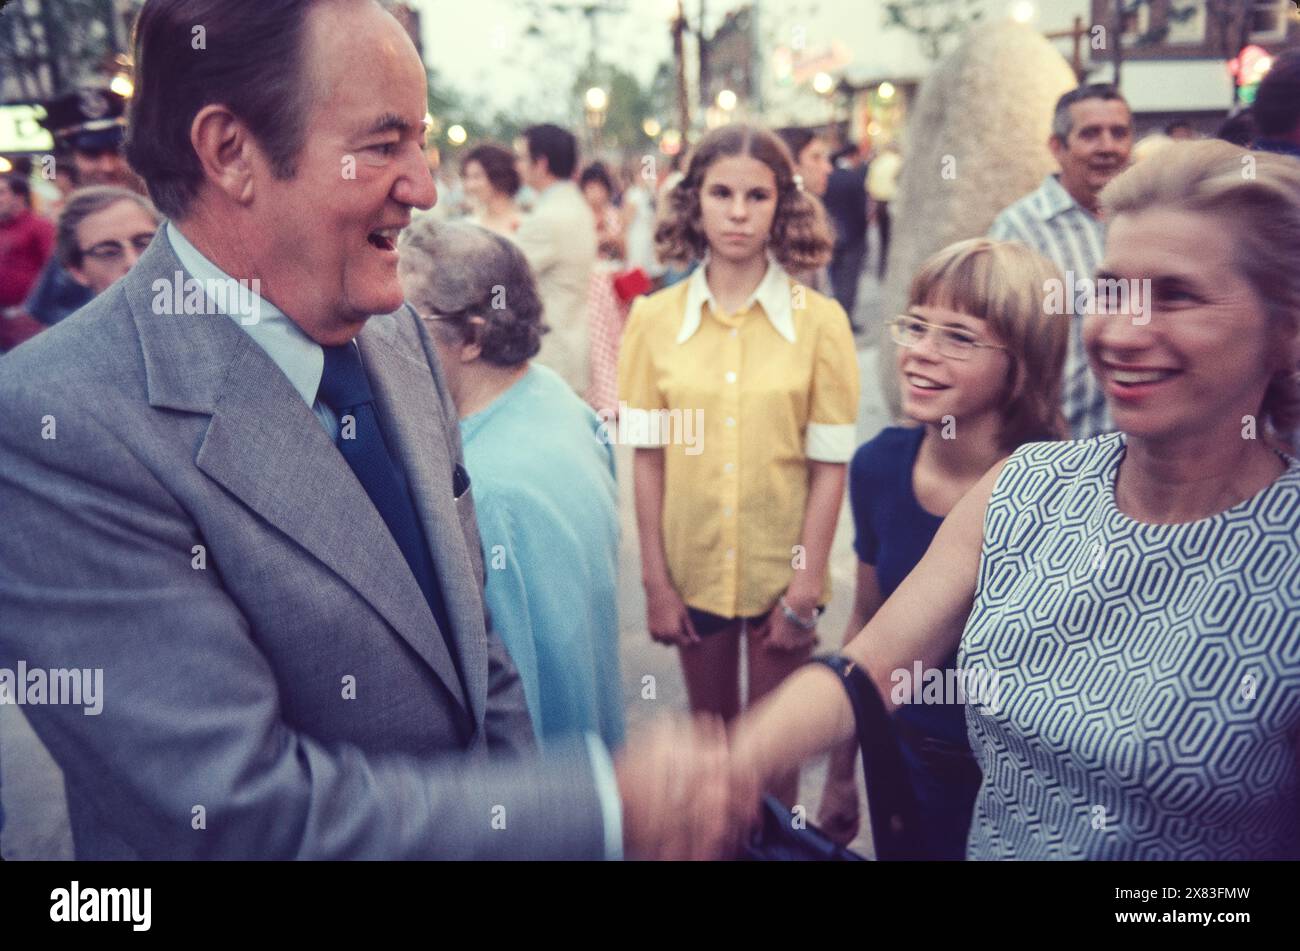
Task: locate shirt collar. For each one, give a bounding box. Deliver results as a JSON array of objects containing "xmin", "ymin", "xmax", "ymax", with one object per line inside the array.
[
  {"xmin": 677, "ymin": 255, "xmax": 797, "ymax": 344},
  {"xmin": 532, "ymin": 179, "xmax": 570, "ymax": 205},
  {"xmin": 166, "ymin": 221, "xmax": 324, "ymax": 408},
  {"xmin": 1032, "ymin": 173, "xmax": 1088, "ymax": 222}
]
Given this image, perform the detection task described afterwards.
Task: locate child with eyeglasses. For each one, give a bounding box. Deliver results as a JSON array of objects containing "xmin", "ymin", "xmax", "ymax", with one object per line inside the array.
[{"xmin": 817, "ymin": 238, "xmax": 1068, "ymax": 857}]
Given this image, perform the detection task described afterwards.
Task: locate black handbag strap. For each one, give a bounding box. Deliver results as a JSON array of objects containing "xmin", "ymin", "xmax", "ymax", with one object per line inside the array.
[{"xmin": 814, "ymin": 655, "xmax": 928, "ymax": 860}]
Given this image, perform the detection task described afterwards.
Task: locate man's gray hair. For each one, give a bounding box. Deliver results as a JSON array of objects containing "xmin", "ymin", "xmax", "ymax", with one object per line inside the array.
[
  {"xmin": 1052, "ymin": 84, "xmax": 1130, "ymax": 141},
  {"xmin": 398, "ymin": 218, "xmax": 547, "ymax": 367}
]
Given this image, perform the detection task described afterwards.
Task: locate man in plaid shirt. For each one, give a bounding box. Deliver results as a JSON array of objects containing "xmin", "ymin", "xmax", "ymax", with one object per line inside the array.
[{"xmin": 990, "ymin": 85, "xmax": 1134, "ymax": 440}]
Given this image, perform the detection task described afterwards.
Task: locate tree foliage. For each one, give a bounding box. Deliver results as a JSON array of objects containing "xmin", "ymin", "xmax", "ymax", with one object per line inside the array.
[
  {"xmin": 0, "ymin": 0, "xmax": 120, "ymax": 98},
  {"xmin": 572, "ymin": 61, "xmax": 655, "ymax": 150},
  {"xmin": 882, "ymin": 0, "xmax": 984, "ymax": 60}
]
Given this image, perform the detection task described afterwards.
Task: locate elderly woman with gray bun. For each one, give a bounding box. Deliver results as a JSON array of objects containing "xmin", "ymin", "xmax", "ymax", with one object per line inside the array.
[{"xmin": 397, "ymin": 218, "xmax": 625, "ymax": 751}]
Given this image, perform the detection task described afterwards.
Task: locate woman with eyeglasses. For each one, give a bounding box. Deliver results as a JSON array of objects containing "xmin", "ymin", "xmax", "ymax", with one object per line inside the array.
[
  {"xmin": 733, "ymin": 141, "xmax": 1300, "ymax": 860},
  {"xmin": 815, "ymin": 238, "xmax": 1068, "ymax": 856},
  {"xmin": 56, "ymin": 186, "xmax": 160, "ymax": 296}
]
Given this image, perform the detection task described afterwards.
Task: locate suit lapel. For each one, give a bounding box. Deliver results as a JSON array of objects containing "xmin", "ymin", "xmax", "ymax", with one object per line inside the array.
[
  {"xmin": 125, "ymin": 233, "xmax": 470, "ymax": 721},
  {"xmin": 358, "ymin": 311, "xmax": 487, "ymax": 727}
]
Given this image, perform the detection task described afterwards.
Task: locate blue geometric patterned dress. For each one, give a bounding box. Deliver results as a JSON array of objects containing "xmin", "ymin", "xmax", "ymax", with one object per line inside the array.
[{"xmin": 960, "ymin": 434, "xmax": 1300, "ymax": 859}]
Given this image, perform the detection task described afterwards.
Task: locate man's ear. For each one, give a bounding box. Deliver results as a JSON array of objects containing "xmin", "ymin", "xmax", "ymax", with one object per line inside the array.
[
  {"xmin": 1048, "ymin": 134, "xmax": 1067, "ymax": 166},
  {"xmin": 190, "ymin": 104, "xmax": 258, "ymax": 205},
  {"xmin": 461, "ymin": 315, "xmax": 486, "ymax": 363}
]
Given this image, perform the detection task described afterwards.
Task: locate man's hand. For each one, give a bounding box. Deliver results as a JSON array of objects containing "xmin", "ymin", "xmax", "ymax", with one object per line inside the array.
[{"xmin": 614, "ymin": 715, "xmax": 756, "ymax": 859}]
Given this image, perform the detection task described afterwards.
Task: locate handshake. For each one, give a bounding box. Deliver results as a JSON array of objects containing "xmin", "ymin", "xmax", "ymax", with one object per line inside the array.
[{"xmin": 612, "ymin": 715, "xmax": 765, "ymax": 861}]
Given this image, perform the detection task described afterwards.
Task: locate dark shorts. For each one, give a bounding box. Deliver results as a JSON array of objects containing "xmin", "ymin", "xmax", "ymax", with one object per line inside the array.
[
  {"xmin": 685, "ymin": 604, "xmax": 824, "ymax": 638},
  {"xmin": 685, "ymin": 607, "xmax": 769, "ymax": 637}
]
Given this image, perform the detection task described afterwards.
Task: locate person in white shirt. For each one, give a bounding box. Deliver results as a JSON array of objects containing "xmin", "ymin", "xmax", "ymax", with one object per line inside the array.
[{"xmin": 512, "ymin": 124, "xmax": 598, "ymax": 393}]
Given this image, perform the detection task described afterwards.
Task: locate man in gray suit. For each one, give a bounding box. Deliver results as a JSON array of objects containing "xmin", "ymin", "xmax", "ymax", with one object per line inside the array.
[{"xmin": 0, "ymin": 0, "xmax": 740, "ymax": 859}]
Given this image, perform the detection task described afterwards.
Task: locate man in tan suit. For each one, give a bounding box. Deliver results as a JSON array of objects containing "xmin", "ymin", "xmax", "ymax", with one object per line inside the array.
[{"xmin": 513, "ymin": 124, "xmax": 597, "ymax": 393}]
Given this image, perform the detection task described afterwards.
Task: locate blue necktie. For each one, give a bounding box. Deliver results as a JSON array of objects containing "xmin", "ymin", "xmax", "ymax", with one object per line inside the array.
[{"xmin": 317, "ymin": 342, "xmax": 454, "ymax": 644}]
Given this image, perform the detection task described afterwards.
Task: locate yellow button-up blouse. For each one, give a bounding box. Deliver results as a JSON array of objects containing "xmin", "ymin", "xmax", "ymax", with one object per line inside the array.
[{"xmin": 617, "ymin": 260, "xmax": 860, "ymax": 618}]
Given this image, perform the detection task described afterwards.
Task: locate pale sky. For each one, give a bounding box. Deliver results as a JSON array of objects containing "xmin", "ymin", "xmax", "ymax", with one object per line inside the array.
[
  {"xmin": 416, "ymin": 0, "xmax": 680, "ymax": 122},
  {"xmin": 414, "ymin": 0, "xmax": 1093, "ymax": 122}
]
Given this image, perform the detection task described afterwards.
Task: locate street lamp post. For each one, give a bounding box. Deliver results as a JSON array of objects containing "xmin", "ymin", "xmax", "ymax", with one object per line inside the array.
[
  {"xmin": 812, "ymin": 71, "xmax": 836, "ymax": 128},
  {"xmin": 585, "ymin": 85, "xmax": 608, "ymax": 150},
  {"xmin": 670, "ymin": 0, "xmax": 692, "ymax": 147}
]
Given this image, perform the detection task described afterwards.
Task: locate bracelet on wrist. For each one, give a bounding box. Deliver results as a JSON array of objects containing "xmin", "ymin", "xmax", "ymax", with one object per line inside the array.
[{"xmin": 779, "ymin": 595, "xmax": 822, "ymax": 630}]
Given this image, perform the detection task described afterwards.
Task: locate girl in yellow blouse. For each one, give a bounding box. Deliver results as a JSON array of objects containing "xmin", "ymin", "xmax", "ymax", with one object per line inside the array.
[{"xmin": 618, "ymin": 124, "xmax": 859, "ymax": 807}]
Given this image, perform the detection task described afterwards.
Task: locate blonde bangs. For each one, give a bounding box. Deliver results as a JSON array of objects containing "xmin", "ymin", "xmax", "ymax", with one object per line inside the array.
[{"xmin": 907, "ymin": 238, "xmax": 1070, "ymax": 448}]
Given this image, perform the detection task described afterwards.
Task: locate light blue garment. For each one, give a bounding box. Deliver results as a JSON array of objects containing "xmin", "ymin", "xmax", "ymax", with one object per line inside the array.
[{"xmin": 461, "ymin": 364, "xmax": 625, "ymax": 751}]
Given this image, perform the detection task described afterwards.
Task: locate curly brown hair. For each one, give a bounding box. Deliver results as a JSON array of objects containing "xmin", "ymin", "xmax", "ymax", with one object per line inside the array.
[{"xmin": 654, "ymin": 124, "xmax": 832, "ymax": 272}]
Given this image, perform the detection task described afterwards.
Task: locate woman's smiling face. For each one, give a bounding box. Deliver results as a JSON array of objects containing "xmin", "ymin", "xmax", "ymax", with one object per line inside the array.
[{"xmin": 1085, "ymin": 206, "xmax": 1280, "ymax": 443}]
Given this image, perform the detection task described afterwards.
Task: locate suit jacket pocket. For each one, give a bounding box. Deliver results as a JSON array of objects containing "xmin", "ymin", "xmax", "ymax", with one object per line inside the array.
[{"xmin": 452, "ymin": 464, "xmax": 484, "ymax": 589}]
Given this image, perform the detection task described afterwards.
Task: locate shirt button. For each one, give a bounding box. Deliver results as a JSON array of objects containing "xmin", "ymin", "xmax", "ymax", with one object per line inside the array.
[
  {"xmin": 723, "ymin": 462, "xmax": 735, "ymax": 474},
  {"xmin": 725, "ymin": 417, "xmax": 736, "ymax": 427},
  {"xmin": 723, "ymin": 506, "xmax": 733, "ymax": 517},
  {"xmin": 730, "ymin": 328, "xmax": 738, "ymax": 337},
  {"xmin": 725, "ymin": 548, "xmax": 735, "ymax": 560},
  {"xmin": 725, "ymin": 371, "xmax": 737, "ymax": 383}
]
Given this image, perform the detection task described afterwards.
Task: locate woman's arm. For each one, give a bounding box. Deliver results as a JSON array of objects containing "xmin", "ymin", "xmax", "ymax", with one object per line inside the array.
[
  {"xmin": 789, "ymin": 460, "xmax": 846, "ymax": 606},
  {"xmin": 764, "ymin": 460, "xmax": 846, "ymax": 650},
  {"xmin": 600, "ymin": 209, "xmax": 628, "ymax": 260},
  {"xmin": 732, "ymin": 458, "xmax": 1006, "ymax": 786},
  {"xmin": 632, "ymin": 447, "xmax": 698, "ymax": 644},
  {"xmin": 845, "ymin": 561, "xmax": 886, "ymax": 647}
]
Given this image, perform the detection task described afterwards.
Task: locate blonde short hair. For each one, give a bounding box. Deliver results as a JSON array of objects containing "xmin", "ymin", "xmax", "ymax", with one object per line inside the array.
[
  {"xmin": 908, "ymin": 238, "xmax": 1070, "ymax": 450},
  {"xmin": 1100, "ymin": 140, "xmax": 1300, "ymax": 440}
]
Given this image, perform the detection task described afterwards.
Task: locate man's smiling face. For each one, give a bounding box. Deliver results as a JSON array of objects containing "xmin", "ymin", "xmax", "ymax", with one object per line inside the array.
[
  {"xmin": 249, "ymin": 0, "xmax": 436, "ymax": 345},
  {"xmin": 1051, "ymin": 98, "xmax": 1133, "ymax": 212}
]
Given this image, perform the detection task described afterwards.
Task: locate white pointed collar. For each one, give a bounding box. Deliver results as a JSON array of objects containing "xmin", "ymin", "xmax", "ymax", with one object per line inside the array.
[{"xmin": 677, "ymin": 255, "xmax": 797, "ymax": 344}]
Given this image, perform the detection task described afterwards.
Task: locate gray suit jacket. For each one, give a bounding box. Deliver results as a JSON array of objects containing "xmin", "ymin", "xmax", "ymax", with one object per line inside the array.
[{"xmin": 0, "ymin": 233, "xmax": 607, "ymax": 859}]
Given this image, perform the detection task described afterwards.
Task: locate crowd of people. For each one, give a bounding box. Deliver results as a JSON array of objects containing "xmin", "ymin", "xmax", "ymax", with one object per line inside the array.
[{"xmin": 1, "ymin": 0, "xmax": 1298, "ymax": 862}]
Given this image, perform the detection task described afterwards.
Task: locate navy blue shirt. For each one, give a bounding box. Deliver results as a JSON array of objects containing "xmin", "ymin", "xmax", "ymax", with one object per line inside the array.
[{"xmin": 849, "ymin": 425, "xmax": 965, "ymax": 745}]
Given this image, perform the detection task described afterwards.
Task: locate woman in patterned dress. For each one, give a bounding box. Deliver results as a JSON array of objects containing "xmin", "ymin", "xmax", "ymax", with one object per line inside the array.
[
  {"xmin": 580, "ymin": 162, "xmax": 628, "ymax": 417},
  {"xmin": 731, "ymin": 140, "xmax": 1300, "ymax": 859}
]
